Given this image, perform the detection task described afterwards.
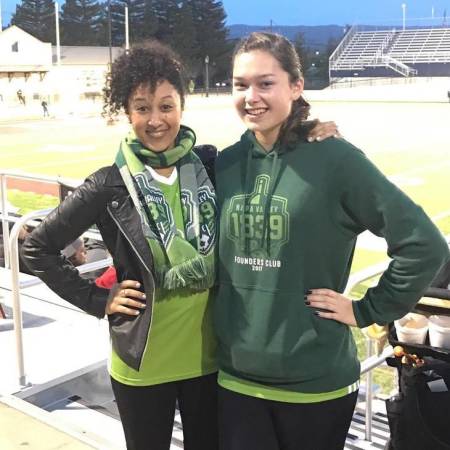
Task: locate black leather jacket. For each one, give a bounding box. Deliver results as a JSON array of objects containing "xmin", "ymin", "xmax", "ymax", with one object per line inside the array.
[{"xmin": 22, "ymin": 145, "xmax": 217, "ymax": 371}]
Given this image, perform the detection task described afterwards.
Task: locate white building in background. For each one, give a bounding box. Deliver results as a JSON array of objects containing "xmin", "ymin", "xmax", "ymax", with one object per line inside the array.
[
  {"xmin": 52, "ymin": 46, "xmax": 124, "ymax": 103},
  {"xmin": 0, "ymin": 25, "xmax": 123, "ymax": 106},
  {"xmin": 0, "ymin": 25, "xmax": 52, "ymax": 103}
]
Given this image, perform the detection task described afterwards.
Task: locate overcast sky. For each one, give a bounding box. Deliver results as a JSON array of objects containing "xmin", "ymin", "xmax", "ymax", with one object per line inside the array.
[{"xmin": 1, "ymin": 0, "xmax": 449, "ymax": 28}]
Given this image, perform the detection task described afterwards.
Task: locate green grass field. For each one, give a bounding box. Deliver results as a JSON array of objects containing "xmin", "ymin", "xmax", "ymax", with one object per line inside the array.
[{"xmin": 2, "ymin": 97, "xmax": 449, "ymax": 395}]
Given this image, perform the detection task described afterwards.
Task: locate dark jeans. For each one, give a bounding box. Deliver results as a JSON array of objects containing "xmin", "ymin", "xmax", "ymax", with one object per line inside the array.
[
  {"xmin": 218, "ymin": 386, "xmax": 358, "ymax": 450},
  {"xmin": 111, "ymin": 373, "xmax": 218, "ymax": 450}
]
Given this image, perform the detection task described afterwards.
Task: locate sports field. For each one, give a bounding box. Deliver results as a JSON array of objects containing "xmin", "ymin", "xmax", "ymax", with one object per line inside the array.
[
  {"xmin": 2, "ymin": 94, "xmax": 449, "ymax": 393},
  {"xmin": 2, "ymin": 95, "xmax": 449, "ymax": 230},
  {"xmin": 3, "ymin": 95, "xmax": 450, "ymax": 269},
  {"xmin": 3, "ymin": 95, "xmax": 449, "ymax": 279}
]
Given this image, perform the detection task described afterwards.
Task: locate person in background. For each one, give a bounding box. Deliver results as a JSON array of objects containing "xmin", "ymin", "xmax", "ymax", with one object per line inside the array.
[
  {"xmin": 188, "ymin": 79, "xmax": 195, "ymax": 94},
  {"xmin": 17, "ymin": 89, "xmax": 26, "ymax": 105},
  {"xmin": 213, "ymin": 32, "xmax": 449, "ymax": 450},
  {"xmin": 41, "ymin": 100, "xmax": 49, "ymax": 117},
  {"xmin": 95, "ymin": 265, "xmax": 117, "ymax": 289},
  {"xmin": 61, "ymin": 237, "xmax": 87, "ymax": 267}
]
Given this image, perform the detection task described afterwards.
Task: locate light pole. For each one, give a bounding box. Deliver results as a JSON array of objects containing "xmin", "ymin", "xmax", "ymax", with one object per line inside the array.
[
  {"xmin": 125, "ymin": 5, "xmax": 129, "ymax": 51},
  {"xmin": 402, "ymin": 3, "xmax": 406, "ymax": 31},
  {"xmin": 204, "ymin": 55, "xmax": 210, "ymax": 98},
  {"xmin": 55, "ymin": 2, "xmax": 61, "ymax": 66},
  {"xmin": 106, "ymin": 0, "xmax": 114, "ymax": 125},
  {"xmin": 108, "ymin": 0, "xmax": 112, "ymax": 68}
]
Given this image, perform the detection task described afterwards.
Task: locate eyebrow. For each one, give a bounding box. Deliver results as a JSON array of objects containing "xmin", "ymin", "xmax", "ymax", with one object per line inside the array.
[
  {"xmin": 233, "ymin": 74, "xmax": 275, "ymax": 80},
  {"xmin": 131, "ymin": 95, "xmax": 175, "ymax": 102}
]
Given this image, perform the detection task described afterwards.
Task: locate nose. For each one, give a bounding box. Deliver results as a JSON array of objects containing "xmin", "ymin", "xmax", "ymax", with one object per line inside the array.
[
  {"xmin": 245, "ymin": 86, "xmax": 260, "ymax": 105},
  {"xmin": 146, "ymin": 112, "xmax": 163, "ymax": 127}
]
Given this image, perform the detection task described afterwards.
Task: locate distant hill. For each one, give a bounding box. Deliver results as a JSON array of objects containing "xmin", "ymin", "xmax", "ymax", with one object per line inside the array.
[{"xmin": 227, "ymin": 24, "xmax": 347, "ymax": 49}]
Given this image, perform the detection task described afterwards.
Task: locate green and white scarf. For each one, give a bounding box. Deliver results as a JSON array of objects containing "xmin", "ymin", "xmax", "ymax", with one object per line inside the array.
[{"xmin": 115, "ymin": 125, "xmax": 217, "ymax": 291}]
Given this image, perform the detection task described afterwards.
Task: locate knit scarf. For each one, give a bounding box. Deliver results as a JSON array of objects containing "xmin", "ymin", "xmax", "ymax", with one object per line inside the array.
[{"xmin": 115, "ymin": 125, "xmax": 217, "ymax": 291}]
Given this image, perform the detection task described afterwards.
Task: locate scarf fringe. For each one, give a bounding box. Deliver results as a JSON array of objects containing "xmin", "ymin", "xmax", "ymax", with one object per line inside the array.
[{"xmin": 162, "ymin": 255, "xmax": 215, "ymax": 290}]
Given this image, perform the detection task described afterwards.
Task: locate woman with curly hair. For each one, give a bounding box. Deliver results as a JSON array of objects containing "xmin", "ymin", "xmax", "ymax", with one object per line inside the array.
[
  {"xmin": 23, "ymin": 41, "xmax": 219, "ymax": 450},
  {"xmin": 22, "ymin": 40, "xmax": 338, "ymax": 450}
]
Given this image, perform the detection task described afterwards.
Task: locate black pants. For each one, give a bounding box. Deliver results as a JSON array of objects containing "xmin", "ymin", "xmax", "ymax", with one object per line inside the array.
[
  {"xmin": 111, "ymin": 373, "xmax": 218, "ymax": 450},
  {"xmin": 218, "ymin": 386, "xmax": 358, "ymax": 450}
]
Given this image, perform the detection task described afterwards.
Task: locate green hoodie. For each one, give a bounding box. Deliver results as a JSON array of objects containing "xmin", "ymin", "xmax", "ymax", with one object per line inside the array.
[{"xmin": 214, "ymin": 131, "xmax": 449, "ymax": 393}]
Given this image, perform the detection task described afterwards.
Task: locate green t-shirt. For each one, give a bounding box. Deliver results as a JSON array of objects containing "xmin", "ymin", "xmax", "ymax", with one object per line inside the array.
[
  {"xmin": 218, "ymin": 371, "xmax": 359, "ymax": 403},
  {"xmin": 110, "ymin": 170, "xmax": 217, "ymax": 386}
]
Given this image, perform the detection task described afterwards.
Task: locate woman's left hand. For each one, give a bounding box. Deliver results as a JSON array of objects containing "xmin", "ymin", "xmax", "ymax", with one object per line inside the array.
[
  {"xmin": 307, "ymin": 120, "xmax": 341, "ymax": 142},
  {"xmin": 305, "ymin": 288, "xmax": 357, "ymax": 327}
]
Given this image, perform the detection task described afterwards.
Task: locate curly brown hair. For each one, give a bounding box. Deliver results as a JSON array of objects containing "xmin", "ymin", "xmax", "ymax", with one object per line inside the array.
[{"xmin": 103, "ymin": 40, "xmax": 186, "ymax": 117}]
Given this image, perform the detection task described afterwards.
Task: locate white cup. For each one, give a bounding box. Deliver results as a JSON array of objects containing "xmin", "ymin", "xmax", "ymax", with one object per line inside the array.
[
  {"xmin": 394, "ymin": 313, "xmax": 429, "ymax": 345},
  {"xmin": 428, "ymin": 315, "xmax": 450, "ymax": 349}
]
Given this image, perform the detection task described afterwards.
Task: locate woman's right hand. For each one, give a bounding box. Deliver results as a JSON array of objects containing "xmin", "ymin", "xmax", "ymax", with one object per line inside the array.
[{"xmin": 105, "ymin": 280, "xmax": 146, "ymax": 316}]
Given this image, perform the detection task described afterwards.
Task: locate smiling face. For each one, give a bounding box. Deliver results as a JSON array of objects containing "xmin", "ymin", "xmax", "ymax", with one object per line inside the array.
[
  {"xmin": 127, "ymin": 80, "xmax": 182, "ymax": 152},
  {"xmin": 232, "ymin": 50, "xmax": 303, "ymax": 150}
]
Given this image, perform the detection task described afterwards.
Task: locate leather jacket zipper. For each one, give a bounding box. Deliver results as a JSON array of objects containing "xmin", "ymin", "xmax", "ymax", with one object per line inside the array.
[
  {"xmin": 107, "ymin": 205, "xmax": 153, "ymax": 274},
  {"xmin": 107, "ymin": 204, "xmax": 156, "ymax": 371}
]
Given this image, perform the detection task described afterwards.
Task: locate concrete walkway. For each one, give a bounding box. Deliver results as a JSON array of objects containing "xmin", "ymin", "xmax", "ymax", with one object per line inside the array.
[{"xmin": 0, "ymin": 397, "xmax": 95, "ymax": 450}]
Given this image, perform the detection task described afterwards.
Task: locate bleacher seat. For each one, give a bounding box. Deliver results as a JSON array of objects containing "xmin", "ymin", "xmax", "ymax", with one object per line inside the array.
[{"xmin": 330, "ymin": 27, "xmax": 450, "ymax": 78}]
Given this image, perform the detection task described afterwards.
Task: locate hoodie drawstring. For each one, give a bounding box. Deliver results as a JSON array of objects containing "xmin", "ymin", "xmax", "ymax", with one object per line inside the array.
[{"xmin": 242, "ymin": 144, "xmax": 282, "ymax": 257}]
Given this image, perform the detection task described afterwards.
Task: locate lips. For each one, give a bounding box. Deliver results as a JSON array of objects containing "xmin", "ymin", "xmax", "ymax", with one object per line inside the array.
[
  {"xmin": 245, "ymin": 107, "xmax": 268, "ymax": 117},
  {"xmin": 146, "ymin": 129, "xmax": 169, "ymax": 138}
]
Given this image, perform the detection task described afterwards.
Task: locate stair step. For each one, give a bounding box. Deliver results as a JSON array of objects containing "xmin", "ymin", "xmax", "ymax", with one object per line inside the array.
[{"xmin": 44, "ymin": 395, "xmax": 391, "ymax": 449}]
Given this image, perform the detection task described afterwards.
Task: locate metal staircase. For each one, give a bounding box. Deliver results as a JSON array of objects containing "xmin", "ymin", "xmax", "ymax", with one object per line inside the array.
[{"xmin": 373, "ymin": 54, "xmax": 418, "ymax": 76}]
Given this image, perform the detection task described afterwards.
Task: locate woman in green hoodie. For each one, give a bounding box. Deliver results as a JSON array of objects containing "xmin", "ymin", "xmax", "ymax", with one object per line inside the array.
[{"xmin": 214, "ymin": 32, "xmax": 449, "ymax": 450}]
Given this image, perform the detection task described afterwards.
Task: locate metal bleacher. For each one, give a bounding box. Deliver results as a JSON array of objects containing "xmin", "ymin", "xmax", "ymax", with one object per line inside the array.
[
  {"xmin": 332, "ymin": 30, "xmax": 393, "ymax": 70},
  {"xmin": 330, "ymin": 26, "xmax": 450, "ymax": 79},
  {"xmin": 389, "ymin": 28, "xmax": 450, "ymax": 63}
]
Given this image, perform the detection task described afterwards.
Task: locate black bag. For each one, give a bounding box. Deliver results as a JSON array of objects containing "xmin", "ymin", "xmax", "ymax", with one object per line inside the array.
[{"xmin": 386, "ymin": 356, "xmax": 450, "ymax": 450}]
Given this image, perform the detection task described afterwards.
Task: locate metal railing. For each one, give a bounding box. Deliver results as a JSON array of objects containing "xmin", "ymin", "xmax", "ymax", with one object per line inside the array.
[
  {"xmin": 344, "ymin": 232, "xmax": 450, "ymax": 442},
  {"xmin": 329, "ymin": 25, "xmax": 358, "ymax": 80},
  {"xmin": 7, "ymin": 210, "xmax": 112, "ymax": 387},
  {"xmin": 8, "ymin": 209, "xmax": 53, "ymax": 386},
  {"xmin": 1, "ymin": 170, "xmax": 80, "ymax": 269},
  {"xmin": 1, "ymin": 170, "xmax": 109, "ymax": 388}
]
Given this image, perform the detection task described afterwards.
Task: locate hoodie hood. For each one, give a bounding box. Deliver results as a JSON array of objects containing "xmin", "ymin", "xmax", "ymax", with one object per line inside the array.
[{"xmin": 240, "ymin": 130, "xmax": 297, "ymax": 157}]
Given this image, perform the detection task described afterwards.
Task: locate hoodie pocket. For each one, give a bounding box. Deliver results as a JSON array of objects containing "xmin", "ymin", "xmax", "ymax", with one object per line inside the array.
[{"xmin": 215, "ymin": 284, "xmax": 353, "ymax": 384}]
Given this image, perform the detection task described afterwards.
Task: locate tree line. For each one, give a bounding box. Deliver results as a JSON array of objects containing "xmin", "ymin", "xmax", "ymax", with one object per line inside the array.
[
  {"xmin": 9, "ymin": 0, "xmax": 338, "ymax": 86},
  {"xmin": 10, "ymin": 0, "xmax": 231, "ymax": 83}
]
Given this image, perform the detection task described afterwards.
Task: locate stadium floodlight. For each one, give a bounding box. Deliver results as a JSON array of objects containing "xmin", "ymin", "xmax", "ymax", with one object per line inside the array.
[{"xmin": 402, "ymin": 3, "xmax": 406, "ymax": 31}]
